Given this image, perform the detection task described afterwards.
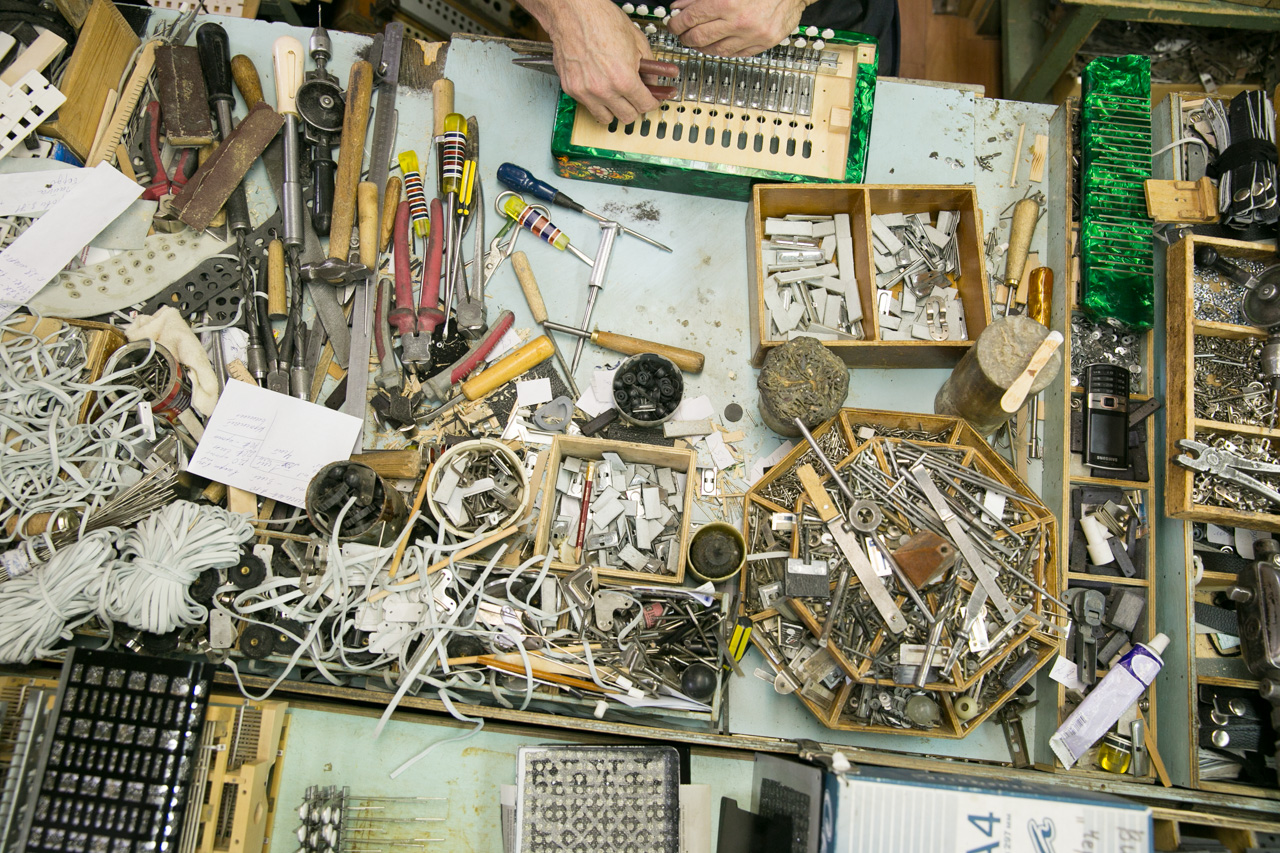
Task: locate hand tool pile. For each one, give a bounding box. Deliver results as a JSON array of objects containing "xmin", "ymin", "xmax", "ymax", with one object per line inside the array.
[{"xmin": 0, "ymin": 9, "xmax": 734, "ymax": 734}]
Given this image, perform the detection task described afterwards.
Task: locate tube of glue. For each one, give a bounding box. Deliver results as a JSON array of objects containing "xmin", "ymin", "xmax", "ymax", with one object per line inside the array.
[{"xmin": 1049, "ymin": 632, "xmax": 1168, "ymax": 768}]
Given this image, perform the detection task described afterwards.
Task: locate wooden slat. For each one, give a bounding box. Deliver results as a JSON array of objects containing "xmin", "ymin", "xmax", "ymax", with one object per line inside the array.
[{"xmin": 39, "ymin": 0, "xmax": 139, "ymax": 160}]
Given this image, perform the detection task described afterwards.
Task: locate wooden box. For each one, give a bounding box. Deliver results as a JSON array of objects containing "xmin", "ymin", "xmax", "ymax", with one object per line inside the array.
[
  {"xmin": 740, "ymin": 407, "xmax": 1059, "ymax": 738},
  {"xmin": 533, "ymin": 435, "xmax": 696, "ymax": 584},
  {"xmin": 1165, "ymin": 234, "xmax": 1280, "ymax": 531},
  {"xmin": 747, "ymin": 183, "xmax": 992, "ymax": 368}
]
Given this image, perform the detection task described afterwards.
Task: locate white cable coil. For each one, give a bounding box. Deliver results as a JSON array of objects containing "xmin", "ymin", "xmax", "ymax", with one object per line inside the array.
[
  {"xmin": 0, "ymin": 529, "xmax": 119, "ymax": 664},
  {"xmin": 103, "ymin": 500, "xmax": 254, "ymax": 635}
]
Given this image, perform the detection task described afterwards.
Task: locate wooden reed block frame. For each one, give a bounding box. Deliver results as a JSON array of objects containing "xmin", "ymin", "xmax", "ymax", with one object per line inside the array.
[
  {"xmin": 532, "ymin": 435, "xmax": 696, "ymax": 584},
  {"xmin": 747, "ymin": 183, "xmax": 992, "ymax": 368},
  {"xmin": 1165, "ymin": 234, "xmax": 1280, "ymax": 531},
  {"xmin": 569, "ymin": 43, "xmax": 873, "ymax": 180}
]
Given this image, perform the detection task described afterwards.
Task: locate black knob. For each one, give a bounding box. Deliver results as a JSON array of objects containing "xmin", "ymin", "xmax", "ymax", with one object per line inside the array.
[{"xmin": 197, "ymin": 23, "xmax": 235, "ymax": 105}]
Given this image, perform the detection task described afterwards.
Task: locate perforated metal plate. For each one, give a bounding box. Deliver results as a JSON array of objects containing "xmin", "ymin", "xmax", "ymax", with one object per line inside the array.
[{"xmin": 140, "ymin": 211, "xmax": 282, "ymax": 323}]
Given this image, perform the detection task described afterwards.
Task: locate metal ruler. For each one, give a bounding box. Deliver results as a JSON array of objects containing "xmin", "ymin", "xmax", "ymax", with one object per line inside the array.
[
  {"xmin": 797, "ymin": 464, "xmax": 908, "ymax": 634},
  {"xmin": 343, "ymin": 22, "xmax": 404, "ymax": 430}
]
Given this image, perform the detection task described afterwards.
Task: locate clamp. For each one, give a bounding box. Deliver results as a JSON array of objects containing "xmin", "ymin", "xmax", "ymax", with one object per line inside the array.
[{"xmin": 1174, "ymin": 438, "xmax": 1280, "ymax": 506}]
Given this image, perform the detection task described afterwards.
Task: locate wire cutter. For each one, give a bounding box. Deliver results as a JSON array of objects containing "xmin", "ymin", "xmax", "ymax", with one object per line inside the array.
[
  {"xmin": 511, "ymin": 45, "xmax": 679, "ymax": 102},
  {"xmin": 1174, "ymin": 438, "xmax": 1280, "ymax": 505},
  {"xmin": 139, "ymin": 100, "xmax": 197, "ymax": 228}
]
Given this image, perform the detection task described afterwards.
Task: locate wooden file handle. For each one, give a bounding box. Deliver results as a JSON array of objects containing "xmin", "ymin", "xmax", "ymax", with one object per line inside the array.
[
  {"xmin": 432, "ymin": 78, "xmax": 454, "ymax": 137},
  {"xmin": 1004, "ymin": 198, "xmax": 1039, "ymax": 287},
  {"xmin": 461, "ymin": 336, "xmax": 554, "ymax": 400},
  {"xmin": 1000, "ymin": 330, "xmax": 1063, "ymax": 413},
  {"xmin": 357, "ymin": 182, "xmax": 379, "ymax": 271},
  {"xmin": 230, "ymin": 54, "xmax": 264, "ymax": 108},
  {"xmin": 379, "ymin": 175, "xmax": 402, "ymax": 253},
  {"xmin": 796, "ymin": 463, "xmax": 839, "ymax": 524},
  {"xmin": 592, "ymin": 330, "xmax": 705, "ymax": 374},
  {"xmin": 267, "ymin": 239, "xmax": 286, "ymax": 320},
  {"xmin": 511, "ymin": 251, "xmax": 548, "ymax": 324},
  {"xmin": 329, "ymin": 60, "xmax": 374, "ymax": 262}
]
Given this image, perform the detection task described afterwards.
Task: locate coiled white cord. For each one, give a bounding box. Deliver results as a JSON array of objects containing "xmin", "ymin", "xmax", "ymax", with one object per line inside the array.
[
  {"xmin": 0, "ymin": 529, "xmax": 119, "ymax": 664},
  {"xmin": 0, "ymin": 314, "xmax": 150, "ymax": 546},
  {"xmin": 102, "ymin": 501, "xmax": 254, "ymax": 634}
]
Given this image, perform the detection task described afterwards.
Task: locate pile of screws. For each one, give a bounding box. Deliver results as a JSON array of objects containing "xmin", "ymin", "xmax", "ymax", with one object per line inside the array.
[
  {"xmin": 1070, "ymin": 313, "xmax": 1144, "ymax": 392},
  {"xmin": 1194, "ymin": 253, "xmax": 1269, "ymax": 325},
  {"xmin": 743, "ymin": 411, "xmax": 1061, "ymax": 737},
  {"xmin": 1194, "ymin": 334, "xmax": 1276, "ymax": 428}
]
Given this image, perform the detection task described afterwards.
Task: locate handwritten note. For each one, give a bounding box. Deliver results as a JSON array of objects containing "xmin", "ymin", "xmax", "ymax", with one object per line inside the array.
[
  {"xmin": 0, "ymin": 163, "xmax": 142, "ymax": 322},
  {"xmin": 187, "ymin": 380, "xmax": 363, "ymax": 508},
  {"xmin": 0, "ymin": 168, "xmax": 85, "ymax": 216}
]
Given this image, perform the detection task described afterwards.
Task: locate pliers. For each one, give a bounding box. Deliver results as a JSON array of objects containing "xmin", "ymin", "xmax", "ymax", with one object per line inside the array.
[
  {"xmin": 511, "ymin": 45, "xmax": 679, "ymax": 102},
  {"xmin": 397, "ymin": 197, "xmax": 446, "ymax": 375},
  {"xmin": 139, "ymin": 100, "xmax": 197, "ymax": 228},
  {"xmin": 1174, "ymin": 438, "xmax": 1280, "ymax": 505}
]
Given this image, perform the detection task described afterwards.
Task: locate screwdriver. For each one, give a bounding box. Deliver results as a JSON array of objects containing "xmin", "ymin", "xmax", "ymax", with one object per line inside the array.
[
  {"xmin": 511, "ymin": 250, "xmax": 581, "ymax": 398},
  {"xmin": 541, "ymin": 320, "xmax": 705, "ymax": 374},
  {"xmin": 497, "ymin": 163, "xmax": 671, "ymax": 253},
  {"xmin": 501, "ymin": 195, "xmax": 593, "ymax": 266}
]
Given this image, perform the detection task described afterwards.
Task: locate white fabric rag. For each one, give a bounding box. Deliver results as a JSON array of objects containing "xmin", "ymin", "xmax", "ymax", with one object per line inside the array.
[{"xmin": 125, "ymin": 306, "xmax": 219, "ymax": 415}]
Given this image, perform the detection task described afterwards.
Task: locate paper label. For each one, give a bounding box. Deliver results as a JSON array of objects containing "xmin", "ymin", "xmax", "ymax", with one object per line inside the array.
[{"xmin": 186, "ymin": 380, "xmax": 363, "ymax": 508}]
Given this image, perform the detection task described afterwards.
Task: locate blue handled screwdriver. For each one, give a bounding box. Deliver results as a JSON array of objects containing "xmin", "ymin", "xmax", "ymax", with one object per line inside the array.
[{"xmin": 496, "ymin": 163, "xmax": 672, "ymax": 253}]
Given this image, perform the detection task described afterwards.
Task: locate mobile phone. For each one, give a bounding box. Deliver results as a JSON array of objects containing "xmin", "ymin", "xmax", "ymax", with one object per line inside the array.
[{"xmin": 1083, "ymin": 363, "xmax": 1130, "ymax": 470}]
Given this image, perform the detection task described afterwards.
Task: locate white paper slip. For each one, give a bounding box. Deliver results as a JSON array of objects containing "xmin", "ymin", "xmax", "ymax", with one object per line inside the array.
[
  {"xmin": 187, "ymin": 380, "xmax": 363, "ymax": 508},
  {"xmin": 0, "ymin": 167, "xmax": 85, "ymax": 215},
  {"xmin": 1048, "ymin": 655, "xmax": 1087, "ymax": 691},
  {"xmin": 515, "ymin": 377, "xmax": 553, "ymax": 407},
  {"xmin": 0, "ymin": 163, "xmax": 142, "ymax": 321}
]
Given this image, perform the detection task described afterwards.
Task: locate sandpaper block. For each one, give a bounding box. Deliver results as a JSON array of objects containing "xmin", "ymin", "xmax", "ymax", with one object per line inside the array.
[
  {"xmin": 154, "ymin": 45, "xmax": 215, "ymax": 146},
  {"xmin": 175, "ymin": 101, "xmax": 283, "ymax": 232}
]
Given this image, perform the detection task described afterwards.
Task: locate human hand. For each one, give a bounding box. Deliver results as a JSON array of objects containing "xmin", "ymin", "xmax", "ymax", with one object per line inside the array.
[
  {"xmin": 543, "ymin": 0, "xmax": 660, "ymax": 125},
  {"xmin": 666, "ymin": 0, "xmax": 810, "ymax": 57}
]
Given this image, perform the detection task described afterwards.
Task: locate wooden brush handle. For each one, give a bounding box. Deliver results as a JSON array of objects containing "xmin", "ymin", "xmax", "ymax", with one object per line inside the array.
[
  {"xmin": 592, "ymin": 331, "xmax": 705, "ymax": 374},
  {"xmin": 267, "ymin": 239, "xmax": 287, "ymax": 320},
  {"xmin": 230, "ymin": 54, "xmax": 264, "ymax": 108},
  {"xmin": 357, "ymin": 181, "xmax": 379, "ymax": 271},
  {"xmin": 512, "ymin": 251, "xmax": 548, "ymax": 324},
  {"xmin": 432, "ymin": 78, "xmax": 453, "ymax": 137}
]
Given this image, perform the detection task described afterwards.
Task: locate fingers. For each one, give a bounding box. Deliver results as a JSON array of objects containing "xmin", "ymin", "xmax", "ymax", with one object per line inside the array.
[{"xmin": 675, "ymin": 19, "xmax": 736, "ymax": 51}]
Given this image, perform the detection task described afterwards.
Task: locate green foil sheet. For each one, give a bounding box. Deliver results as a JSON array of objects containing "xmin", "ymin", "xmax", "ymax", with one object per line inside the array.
[
  {"xmin": 550, "ymin": 31, "xmax": 878, "ymax": 202},
  {"xmin": 1079, "ymin": 55, "xmax": 1154, "ymax": 330}
]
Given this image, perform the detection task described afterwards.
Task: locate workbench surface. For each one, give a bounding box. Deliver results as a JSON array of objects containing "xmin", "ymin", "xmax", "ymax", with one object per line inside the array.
[{"xmin": 159, "ymin": 11, "xmax": 1057, "ymax": 773}]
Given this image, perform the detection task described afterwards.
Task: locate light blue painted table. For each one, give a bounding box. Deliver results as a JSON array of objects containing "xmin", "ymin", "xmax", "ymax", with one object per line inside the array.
[{"xmin": 149, "ymin": 14, "xmax": 1057, "ymax": 844}]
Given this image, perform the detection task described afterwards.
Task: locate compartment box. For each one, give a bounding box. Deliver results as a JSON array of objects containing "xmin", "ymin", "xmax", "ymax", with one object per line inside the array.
[
  {"xmin": 533, "ymin": 435, "xmax": 696, "ymax": 584},
  {"xmin": 747, "ymin": 184, "xmax": 992, "ymax": 368}
]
